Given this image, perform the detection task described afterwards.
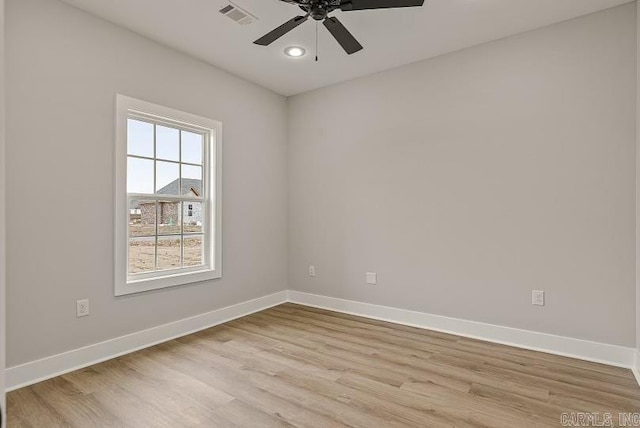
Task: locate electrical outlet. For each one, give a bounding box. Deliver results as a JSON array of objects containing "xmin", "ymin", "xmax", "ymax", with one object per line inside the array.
[
  {"xmin": 366, "ymin": 272, "xmax": 377, "ymax": 285},
  {"xmin": 532, "ymin": 290, "xmax": 545, "ymax": 306},
  {"xmin": 308, "ymin": 265, "xmax": 316, "ymax": 277},
  {"xmin": 76, "ymin": 299, "xmax": 90, "ymax": 317}
]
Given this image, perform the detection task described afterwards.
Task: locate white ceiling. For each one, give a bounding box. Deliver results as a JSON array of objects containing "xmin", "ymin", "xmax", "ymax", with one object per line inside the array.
[{"xmin": 61, "ymin": 0, "xmax": 633, "ymax": 96}]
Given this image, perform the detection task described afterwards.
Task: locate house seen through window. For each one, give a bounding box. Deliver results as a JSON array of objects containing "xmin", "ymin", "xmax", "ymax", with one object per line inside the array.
[{"xmin": 128, "ymin": 118, "xmax": 206, "ymax": 274}]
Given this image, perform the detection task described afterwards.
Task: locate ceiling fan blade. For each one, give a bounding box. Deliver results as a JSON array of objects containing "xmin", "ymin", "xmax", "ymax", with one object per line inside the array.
[
  {"xmin": 340, "ymin": 0, "xmax": 424, "ymax": 11},
  {"xmin": 254, "ymin": 15, "xmax": 309, "ymax": 46},
  {"xmin": 323, "ymin": 17, "xmax": 363, "ymax": 55}
]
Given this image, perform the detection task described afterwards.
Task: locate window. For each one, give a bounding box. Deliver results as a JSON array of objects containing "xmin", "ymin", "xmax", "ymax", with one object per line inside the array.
[{"xmin": 115, "ymin": 95, "xmax": 222, "ymax": 296}]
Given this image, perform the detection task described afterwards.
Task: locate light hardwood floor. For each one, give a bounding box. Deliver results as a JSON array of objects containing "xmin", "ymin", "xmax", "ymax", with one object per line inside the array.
[{"xmin": 8, "ymin": 303, "xmax": 640, "ymax": 427}]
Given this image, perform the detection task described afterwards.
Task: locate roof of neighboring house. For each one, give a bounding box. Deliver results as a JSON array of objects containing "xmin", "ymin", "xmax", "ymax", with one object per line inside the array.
[
  {"xmin": 157, "ymin": 178, "xmax": 202, "ymax": 197},
  {"xmin": 129, "ymin": 178, "xmax": 202, "ymax": 209}
]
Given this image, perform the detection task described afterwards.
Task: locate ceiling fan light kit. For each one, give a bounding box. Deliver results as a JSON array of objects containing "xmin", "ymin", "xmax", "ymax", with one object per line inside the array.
[
  {"xmin": 285, "ymin": 46, "xmax": 307, "ymax": 57},
  {"xmin": 254, "ymin": 0, "xmax": 425, "ymax": 56}
]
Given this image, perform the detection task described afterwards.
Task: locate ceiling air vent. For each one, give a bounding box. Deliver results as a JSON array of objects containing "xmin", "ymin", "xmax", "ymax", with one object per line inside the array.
[{"xmin": 219, "ymin": 2, "xmax": 257, "ymax": 26}]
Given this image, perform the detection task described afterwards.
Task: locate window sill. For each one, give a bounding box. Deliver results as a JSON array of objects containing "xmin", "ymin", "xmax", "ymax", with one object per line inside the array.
[{"xmin": 115, "ymin": 268, "xmax": 221, "ymax": 296}]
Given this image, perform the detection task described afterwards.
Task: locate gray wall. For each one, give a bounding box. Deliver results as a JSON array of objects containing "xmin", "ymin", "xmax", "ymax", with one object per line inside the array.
[
  {"xmin": 5, "ymin": 0, "xmax": 288, "ymax": 366},
  {"xmin": 288, "ymin": 4, "xmax": 637, "ymax": 347}
]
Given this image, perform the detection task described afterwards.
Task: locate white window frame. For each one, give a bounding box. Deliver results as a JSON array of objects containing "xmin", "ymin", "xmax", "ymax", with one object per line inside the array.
[{"xmin": 115, "ymin": 95, "xmax": 222, "ymax": 296}]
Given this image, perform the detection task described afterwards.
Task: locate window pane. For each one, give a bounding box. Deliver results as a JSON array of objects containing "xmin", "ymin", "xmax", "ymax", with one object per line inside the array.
[
  {"xmin": 183, "ymin": 201, "xmax": 203, "ymax": 234},
  {"xmin": 129, "ymin": 200, "xmax": 155, "ymax": 237},
  {"xmin": 127, "ymin": 119, "xmax": 154, "ymax": 158},
  {"xmin": 182, "ymin": 131, "xmax": 203, "ymax": 165},
  {"xmin": 182, "ymin": 165, "xmax": 202, "ymax": 196},
  {"xmin": 129, "ymin": 237, "xmax": 155, "ymax": 274},
  {"xmin": 157, "ymin": 201, "xmax": 181, "ymax": 235},
  {"xmin": 128, "ymin": 157, "xmax": 154, "ymax": 194},
  {"xmin": 184, "ymin": 235, "xmax": 204, "ymax": 267},
  {"xmin": 156, "ymin": 161, "xmax": 179, "ymax": 194},
  {"xmin": 157, "ymin": 236, "xmax": 181, "ymax": 270},
  {"xmin": 156, "ymin": 125, "xmax": 179, "ymax": 161}
]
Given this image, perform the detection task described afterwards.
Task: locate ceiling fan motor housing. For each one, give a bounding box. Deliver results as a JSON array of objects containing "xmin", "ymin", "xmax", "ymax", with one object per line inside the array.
[
  {"xmin": 310, "ymin": 7, "xmax": 328, "ymax": 20},
  {"xmin": 302, "ymin": 1, "xmax": 333, "ymax": 20}
]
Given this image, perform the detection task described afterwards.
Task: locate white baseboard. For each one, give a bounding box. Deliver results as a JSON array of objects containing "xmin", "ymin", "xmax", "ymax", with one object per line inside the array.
[
  {"xmin": 5, "ymin": 290, "xmax": 288, "ymax": 391},
  {"xmin": 633, "ymin": 350, "xmax": 640, "ymax": 386},
  {"xmin": 6, "ymin": 289, "xmax": 638, "ymax": 391},
  {"xmin": 288, "ymin": 291, "xmax": 636, "ymax": 370}
]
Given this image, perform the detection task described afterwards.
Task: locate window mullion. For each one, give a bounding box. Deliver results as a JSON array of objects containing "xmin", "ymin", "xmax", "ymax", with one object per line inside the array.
[
  {"xmin": 179, "ymin": 130, "xmax": 185, "ymax": 268},
  {"xmin": 180, "ymin": 202, "xmax": 185, "ymax": 268},
  {"xmin": 204, "ymin": 131, "xmax": 210, "ymax": 268},
  {"xmin": 153, "ymin": 124, "xmax": 158, "ymax": 272},
  {"xmin": 128, "ymin": 194, "xmax": 201, "ymax": 201},
  {"xmin": 153, "ymin": 123, "xmax": 157, "ymax": 192},
  {"xmin": 154, "ymin": 199, "xmax": 159, "ymax": 272}
]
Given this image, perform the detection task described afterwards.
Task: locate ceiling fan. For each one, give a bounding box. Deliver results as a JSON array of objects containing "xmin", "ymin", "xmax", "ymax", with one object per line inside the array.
[{"xmin": 254, "ymin": 0, "xmax": 425, "ymax": 55}]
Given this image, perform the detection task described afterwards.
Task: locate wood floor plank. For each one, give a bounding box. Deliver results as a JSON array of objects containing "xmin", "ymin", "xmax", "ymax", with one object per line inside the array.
[
  {"xmin": 8, "ymin": 304, "xmax": 640, "ymax": 427},
  {"xmin": 206, "ymin": 399, "xmax": 297, "ymax": 428},
  {"xmin": 7, "ymin": 387, "xmax": 70, "ymax": 428},
  {"xmin": 30, "ymin": 377, "xmax": 125, "ymax": 427},
  {"xmin": 62, "ymin": 362, "xmax": 216, "ymax": 427}
]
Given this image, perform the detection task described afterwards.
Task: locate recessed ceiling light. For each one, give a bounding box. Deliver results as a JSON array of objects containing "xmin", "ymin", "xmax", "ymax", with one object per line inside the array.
[{"xmin": 284, "ymin": 46, "xmax": 306, "ymax": 58}]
